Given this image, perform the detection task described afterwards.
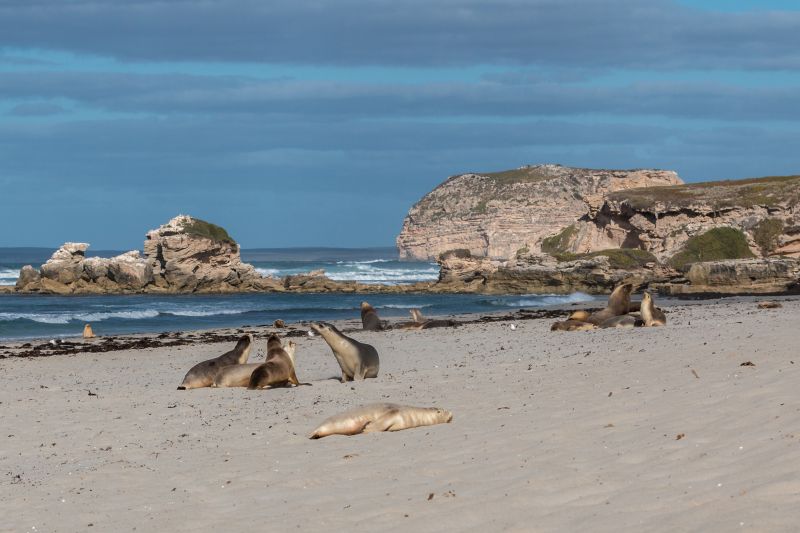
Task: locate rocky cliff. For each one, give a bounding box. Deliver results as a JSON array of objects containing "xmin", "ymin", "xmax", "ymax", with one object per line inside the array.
[
  {"xmin": 564, "ymin": 175, "xmax": 800, "ymax": 264},
  {"xmin": 396, "ymin": 164, "xmax": 683, "ymax": 261}
]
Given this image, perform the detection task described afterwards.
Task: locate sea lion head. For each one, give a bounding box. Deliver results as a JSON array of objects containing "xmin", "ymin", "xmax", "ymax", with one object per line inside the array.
[
  {"xmin": 310, "ymin": 322, "xmax": 340, "ymax": 336},
  {"xmin": 435, "ymin": 408, "xmax": 454, "ymax": 423},
  {"xmin": 642, "ymin": 291, "xmax": 653, "ymax": 306},
  {"xmin": 236, "ymin": 334, "xmax": 253, "ymax": 350},
  {"xmin": 360, "ymin": 301, "xmax": 374, "ymax": 312}
]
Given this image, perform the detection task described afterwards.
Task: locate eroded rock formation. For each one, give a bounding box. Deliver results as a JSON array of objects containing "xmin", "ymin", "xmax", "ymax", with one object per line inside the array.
[{"xmin": 397, "ymin": 164, "xmax": 682, "ymax": 261}]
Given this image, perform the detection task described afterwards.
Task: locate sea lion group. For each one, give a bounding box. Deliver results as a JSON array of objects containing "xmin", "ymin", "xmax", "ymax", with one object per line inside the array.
[
  {"xmin": 175, "ymin": 304, "xmax": 451, "ymax": 438},
  {"xmin": 550, "ymin": 282, "xmax": 667, "ymax": 331}
]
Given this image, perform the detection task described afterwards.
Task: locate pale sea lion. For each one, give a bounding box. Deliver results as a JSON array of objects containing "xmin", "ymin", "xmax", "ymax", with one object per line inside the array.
[
  {"xmin": 309, "ymin": 322, "xmax": 379, "ymax": 381},
  {"xmin": 248, "ymin": 341, "xmax": 308, "ymax": 389},
  {"xmin": 82, "ymin": 323, "xmax": 95, "ymax": 339},
  {"xmin": 177, "ymin": 334, "xmax": 253, "ymax": 390},
  {"xmin": 586, "ymin": 283, "xmax": 633, "ymax": 325},
  {"xmin": 641, "ymin": 291, "xmax": 667, "ymax": 326},
  {"xmin": 360, "ymin": 301, "xmax": 383, "ymax": 331},
  {"xmin": 569, "ymin": 310, "xmax": 591, "ymax": 322},
  {"xmin": 309, "ymin": 403, "xmax": 453, "ymax": 439},
  {"xmin": 212, "ymin": 363, "xmax": 262, "ymax": 388},
  {"xmin": 409, "ymin": 309, "xmax": 425, "ymax": 323},
  {"xmin": 551, "ymin": 319, "xmax": 597, "ymax": 332}
]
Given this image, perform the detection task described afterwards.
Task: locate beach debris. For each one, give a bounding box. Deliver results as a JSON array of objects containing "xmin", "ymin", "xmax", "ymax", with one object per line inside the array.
[
  {"xmin": 676, "ymin": 433, "xmax": 685, "ymax": 440},
  {"xmin": 509, "ymin": 324, "xmax": 517, "ymax": 330},
  {"xmin": 757, "ymin": 301, "xmax": 782, "ymax": 309},
  {"xmin": 740, "ymin": 361, "xmax": 756, "ymax": 367},
  {"xmin": 691, "ymin": 369, "xmax": 700, "ymax": 379},
  {"xmin": 307, "ymin": 330, "xmax": 316, "ymax": 337},
  {"xmin": 428, "ymin": 493, "xmax": 435, "ymax": 500}
]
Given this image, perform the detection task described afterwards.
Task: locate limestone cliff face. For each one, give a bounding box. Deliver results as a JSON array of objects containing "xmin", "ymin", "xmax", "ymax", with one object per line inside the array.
[
  {"xmin": 396, "ymin": 164, "xmax": 683, "ymax": 261},
  {"xmin": 568, "ymin": 175, "xmax": 800, "ymax": 262}
]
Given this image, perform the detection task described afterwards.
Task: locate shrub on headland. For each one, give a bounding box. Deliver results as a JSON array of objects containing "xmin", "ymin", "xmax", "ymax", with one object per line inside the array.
[
  {"xmin": 182, "ymin": 218, "xmax": 237, "ymax": 245},
  {"xmin": 667, "ymin": 227, "xmax": 754, "ymax": 270}
]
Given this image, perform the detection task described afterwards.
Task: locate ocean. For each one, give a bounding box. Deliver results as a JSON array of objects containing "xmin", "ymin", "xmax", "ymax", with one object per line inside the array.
[{"xmin": 0, "ymin": 247, "xmax": 597, "ymax": 340}]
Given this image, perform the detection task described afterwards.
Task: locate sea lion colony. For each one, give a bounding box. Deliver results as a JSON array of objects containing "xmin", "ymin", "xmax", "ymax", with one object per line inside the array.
[{"xmin": 174, "ymin": 290, "xmax": 667, "ymax": 436}]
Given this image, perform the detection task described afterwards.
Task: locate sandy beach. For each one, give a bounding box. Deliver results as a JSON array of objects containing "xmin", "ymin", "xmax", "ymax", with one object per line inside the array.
[{"xmin": 2, "ymin": 298, "xmax": 800, "ymax": 532}]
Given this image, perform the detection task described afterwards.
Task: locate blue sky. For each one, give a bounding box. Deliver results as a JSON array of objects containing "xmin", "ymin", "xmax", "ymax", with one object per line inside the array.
[{"xmin": 1, "ymin": 0, "xmax": 799, "ymax": 249}]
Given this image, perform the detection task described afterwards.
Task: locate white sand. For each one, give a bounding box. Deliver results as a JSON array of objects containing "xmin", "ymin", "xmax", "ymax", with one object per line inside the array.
[{"xmin": 2, "ymin": 299, "xmax": 799, "ymax": 532}]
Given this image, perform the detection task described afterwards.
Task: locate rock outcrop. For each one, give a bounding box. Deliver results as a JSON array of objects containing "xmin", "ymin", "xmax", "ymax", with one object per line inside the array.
[
  {"xmin": 566, "ymin": 175, "xmax": 800, "ymax": 264},
  {"xmin": 396, "ymin": 164, "xmax": 682, "ymax": 261},
  {"xmin": 14, "ymin": 216, "xmax": 284, "ymax": 295},
  {"xmin": 653, "ymin": 259, "xmax": 800, "ymax": 295}
]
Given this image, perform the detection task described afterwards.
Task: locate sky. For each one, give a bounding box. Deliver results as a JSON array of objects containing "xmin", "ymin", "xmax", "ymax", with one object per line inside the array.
[{"xmin": 1, "ymin": 0, "xmax": 799, "ymax": 249}]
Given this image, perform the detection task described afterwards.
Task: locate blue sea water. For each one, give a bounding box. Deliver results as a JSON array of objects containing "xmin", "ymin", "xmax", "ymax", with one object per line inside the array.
[{"xmin": 0, "ymin": 247, "xmax": 597, "ymax": 340}]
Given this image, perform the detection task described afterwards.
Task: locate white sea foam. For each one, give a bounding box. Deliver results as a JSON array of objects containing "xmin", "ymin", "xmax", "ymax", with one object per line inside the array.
[
  {"xmin": 255, "ymin": 268, "xmax": 280, "ymax": 277},
  {"xmin": 489, "ymin": 292, "xmax": 595, "ymax": 307},
  {"xmin": 0, "ymin": 268, "xmax": 20, "ymax": 285},
  {"xmin": 166, "ymin": 309, "xmax": 250, "ymax": 317},
  {"xmin": 0, "ymin": 309, "xmax": 160, "ymax": 324}
]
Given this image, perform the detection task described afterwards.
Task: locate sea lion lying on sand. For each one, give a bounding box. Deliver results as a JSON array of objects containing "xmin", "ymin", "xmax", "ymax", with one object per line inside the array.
[
  {"xmin": 551, "ymin": 320, "xmax": 598, "ymax": 332},
  {"xmin": 177, "ymin": 334, "xmax": 253, "ymax": 390},
  {"xmin": 309, "ymin": 403, "xmax": 453, "ymax": 439},
  {"xmin": 395, "ymin": 309, "xmax": 460, "ymax": 330}
]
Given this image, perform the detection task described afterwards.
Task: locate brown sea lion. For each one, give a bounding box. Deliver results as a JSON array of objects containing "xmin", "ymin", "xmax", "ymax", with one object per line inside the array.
[
  {"xmin": 212, "ymin": 363, "xmax": 262, "ymax": 388},
  {"xmin": 599, "ymin": 315, "xmax": 639, "ymax": 329},
  {"xmin": 360, "ymin": 301, "xmax": 383, "ymax": 331},
  {"xmin": 309, "ymin": 322, "xmax": 379, "ymax": 381},
  {"xmin": 82, "ymin": 323, "xmax": 95, "ymax": 339},
  {"xmin": 177, "ymin": 334, "xmax": 253, "ymax": 390},
  {"xmin": 641, "ymin": 291, "xmax": 667, "ymax": 326},
  {"xmin": 551, "ymin": 320, "xmax": 597, "ymax": 332},
  {"xmin": 309, "ymin": 403, "xmax": 453, "ymax": 439},
  {"xmin": 757, "ymin": 301, "xmax": 783, "ymax": 309},
  {"xmin": 586, "ymin": 283, "xmax": 633, "ymax": 325},
  {"xmin": 247, "ymin": 341, "xmax": 308, "ymax": 389}
]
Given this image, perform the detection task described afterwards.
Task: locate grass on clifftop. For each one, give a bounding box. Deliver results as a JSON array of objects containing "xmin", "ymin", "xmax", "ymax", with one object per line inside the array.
[
  {"xmin": 481, "ymin": 166, "xmax": 556, "ymax": 185},
  {"xmin": 552, "ymin": 248, "xmax": 658, "ymax": 269},
  {"xmin": 183, "ymin": 218, "xmax": 237, "ymax": 245},
  {"xmin": 667, "ymin": 227, "xmax": 754, "ymax": 270},
  {"xmin": 609, "ymin": 174, "xmax": 800, "ymax": 211}
]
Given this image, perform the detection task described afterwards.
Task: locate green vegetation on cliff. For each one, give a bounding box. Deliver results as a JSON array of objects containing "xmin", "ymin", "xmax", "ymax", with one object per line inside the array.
[
  {"xmin": 183, "ymin": 218, "xmax": 237, "ymax": 245},
  {"xmin": 541, "ymin": 225, "xmax": 577, "ymax": 254},
  {"xmin": 609, "ymin": 175, "xmax": 800, "ymax": 211},
  {"xmin": 752, "ymin": 218, "xmax": 784, "ymax": 255},
  {"xmin": 482, "ymin": 166, "xmax": 556, "ymax": 185},
  {"xmin": 553, "ymin": 249, "xmax": 657, "ymax": 269},
  {"xmin": 667, "ymin": 227, "xmax": 754, "ymax": 270}
]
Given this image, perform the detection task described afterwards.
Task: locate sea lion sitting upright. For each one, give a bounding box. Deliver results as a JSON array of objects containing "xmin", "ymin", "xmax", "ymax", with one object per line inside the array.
[
  {"xmin": 360, "ymin": 301, "xmax": 383, "ymax": 331},
  {"xmin": 409, "ymin": 309, "xmax": 425, "ymax": 324},
  {"xmin": 309, "ymin": 403, "xmax": 453, "ymax": 439},
  {"xmin": 640, "ymin": 291, "xmax": 667, "ymax": 326},
  {"xmin": 177, "ymin": 334, "xmax": 253, "ymax": 390},
  {"xmin": 309, "ymin": 322, "xmax": 379, "ymax": 381},
  {"xmin": 83, "ymin": 323, "xmax": 95, "ymax": 339},
  {"xmin": 586, "ymin": 282, "xmax": 633, "ymax": 325},
  {"xmin": 247, "ymin": 341, "xmax": 307, "ymax": 389}
]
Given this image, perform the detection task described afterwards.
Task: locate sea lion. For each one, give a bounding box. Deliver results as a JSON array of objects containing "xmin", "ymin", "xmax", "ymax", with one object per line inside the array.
[
  {"xmin": 82, "ymin": 323, "xmax": 95, "ymax": 339},
  {"xmin": 641, "ymin": 291, "xmax": 667, "ymax": 326},
  {"xmin": 396, "ymin": 308, "xmax": 459, "ymax": 330},
  {"xmin": 273, "ymin": 319, "xmax": 286, "ymax": 328},
  {"xmin": 309, "ymin": 322, "xmax": 379, "ymax": 381},
  {"xmin": 409, "ymin": 309, "xmax": 425, "ymax": 323},
  {"xmin": 551, "ymin": 319, "xmax": 597, "ymax": 332},
  {"xmin": 212, "ymin": 363, "xmax": 262, "ymax": 388},
  {"xmin": 569, "ymin": 310, "xmax": 591, "ymax": 321},
  {"xmin": 247, "ymin": 340, "xmax": 308, "ymax": 389},
  {"xmin": 599, "ymin": 315, "xmax": 639, "ymax": 329},
  {"xmin": 757, "ymin": 301, "xmax": 783, "ymax": 309},
  {"xmin": 360, "ymin": 301, "xmax": 383, "ymax": 331},
  {"xmin": 177, "ymin": 334, "xmax": 253, "ymax": 390},
  {"xmin": 586, "ymin": 282, "xmax": 633, "ymax": 325},
  {"xmin": 308, "ymin": 403, "xmax": 453, "ymax": 439}
]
